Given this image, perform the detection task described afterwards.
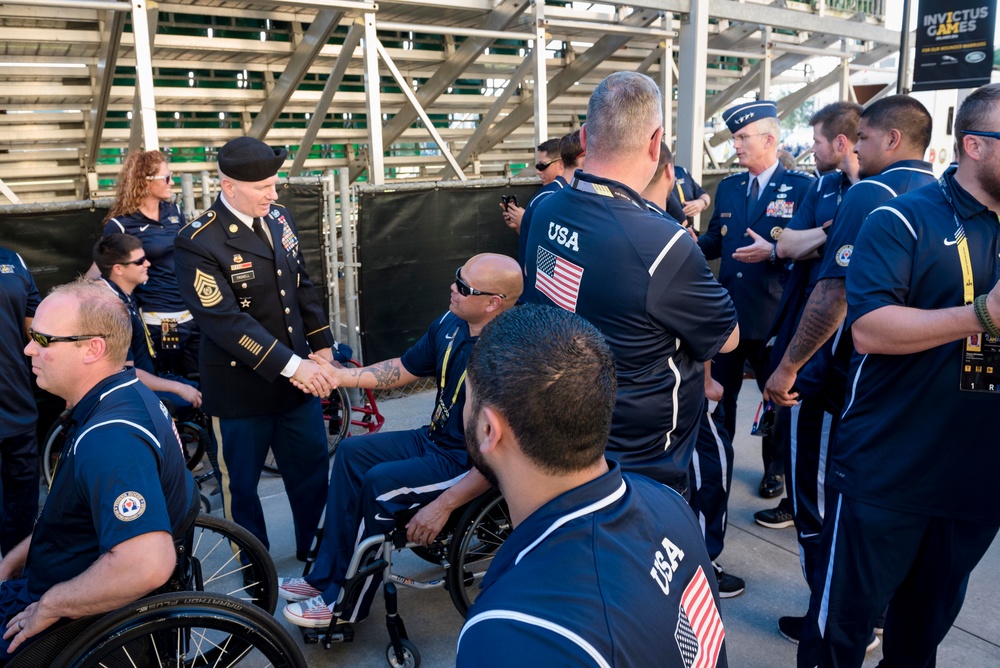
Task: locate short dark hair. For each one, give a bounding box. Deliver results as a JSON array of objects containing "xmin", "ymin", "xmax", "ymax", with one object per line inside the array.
[
  {"xmin": 651, "ymin": 141, "xmax": 673, "ymax": 183},
  {"xmin": 467, "ymin": 304, "xmax": 617, "ymax": 473},
  {"xmin": 559, "ymin": 130, "xmax": 584, "ymax": 169},
  {"xmin": 810, "ymin": 101, "xmax": 863, "ymax": 143},
  {"xmin": 537, "ymin": 138, "xmax": 561, "ymax": 156},
  {"xmin": 955, "ymin": 83, "xmax": 1000, "ymax": 158},
  {"xmin": 93, "ymin": 233, "xmax": 143, "ymax": 277},
  {"xmin": 861, "ymin": 95, "xmax": 933, "ymax": 152}
]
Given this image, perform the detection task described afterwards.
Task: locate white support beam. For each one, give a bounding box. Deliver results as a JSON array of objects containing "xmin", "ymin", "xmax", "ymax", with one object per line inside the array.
[
  {"xmin": 533, "ymin": 0, "xmax": 548, "ymax": 148},
  {"xmin": 85, "ymin": 9, "xmax": 126, "ymax": 170},
  {"xmin": 759, "ymin": 26, "xmax": 771, "ymax": 101},
  {"xmin": 661, "ymin": 16, "xmax": 674, "ymax": 145},
  {"xmin": 361, "ymin": 14, "xmax": 385, "ymax": 185},
  {"xmin": 128, "ymin": 3, "xmax": 158, "ymax": 154},
  {"xmin": 131, "ymin": 0, "xmax": 158, "ymax": 151},
  {"xmin": 676, "ymin": 0, "xmax": 709, "ymax": 183},
  {"xmin": 373, "ymin": 38, "xmax": 467, "ymax": 181},
  {"xmin": 0, "ymin": 178, "xmax": 22, "ymax": 205}
]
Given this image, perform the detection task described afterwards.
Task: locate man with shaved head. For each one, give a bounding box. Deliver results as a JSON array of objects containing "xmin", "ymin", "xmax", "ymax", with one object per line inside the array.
[{"xmin": 278, "ymin": 253, "xmax": 522, "ymax": 630}]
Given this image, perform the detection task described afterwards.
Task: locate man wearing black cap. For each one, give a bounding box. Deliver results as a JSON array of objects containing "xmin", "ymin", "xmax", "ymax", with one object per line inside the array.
[
  {"xmin": 173, "ymin": 136, "xmax": 334, "ymax": 558},
  {"xmin": 699, "ymin": 100, "xmax": 814, "ymax": 500}
]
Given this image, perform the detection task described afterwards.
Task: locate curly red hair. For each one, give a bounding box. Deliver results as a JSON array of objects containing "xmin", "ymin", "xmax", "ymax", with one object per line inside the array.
[{"xmin": 105, "ymin": 150, "xmax": 167, "ymax": 222}]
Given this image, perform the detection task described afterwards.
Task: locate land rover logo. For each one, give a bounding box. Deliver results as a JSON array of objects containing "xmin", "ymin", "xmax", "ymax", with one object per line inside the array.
[{"xmin": 966, "ymin": 51, "xmax": 986, "ymax": 64}]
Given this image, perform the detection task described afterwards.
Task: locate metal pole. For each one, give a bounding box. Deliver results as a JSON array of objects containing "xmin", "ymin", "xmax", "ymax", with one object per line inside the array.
[
  {"xmin": 676, "ymin": 0, "xmax": 709, "ymax": 186},
  {"xmin": 130, "ymin": 0, "xmax": 158, "ymax": 150},
  {"xmin": 180, "ymin": 172, "xmax": 194, "ymax": 217},
  {"xmin": 324, "ymin": 169, "xmax": 343, "ymax": 344},
  {"xmin": 533, "ymin": 0, "xmax": 548, "ymax": 148},
  {"xmin": 760, "ymin": 27, "xmax": 772, "ymax": 101},
  {"xmin": 897, "ymin": 0, "xmax": 913, "ymax": 95},
  {"xmin": 361, "ymin": 14, "xmax": 385, "ymax": 185},
  {"xmin": 338, "ymin": 168, "xmax": 361, "ymax": 362},
  {"xmin": 200, "ymin": 171, "xmax": 213, "ymax": 210}
]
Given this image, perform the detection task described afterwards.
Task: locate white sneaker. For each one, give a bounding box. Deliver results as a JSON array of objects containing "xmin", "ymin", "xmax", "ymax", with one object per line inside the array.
[
  {"xmin": 283, "ymin": 595, "xmax": 337, "ymax": 629},
  {"xmin": 277, "ymin": 577, "xmax": 321, "ymax": 602}
]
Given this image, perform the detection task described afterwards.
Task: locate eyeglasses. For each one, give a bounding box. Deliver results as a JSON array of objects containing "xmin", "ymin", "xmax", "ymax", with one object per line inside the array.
[
  {"xmin": 146, "ymin": 172, "xmax": 172, "ymax": 182},
  {"xmin": 535, "ymin": 158, "xmax": 562, "ymax": 171},
  {"xmin": 962, "ymin": 130, "xmax": 1000, "ymax": 140},
  {"xmin": 118, "ymin": 255, "xmax": 147, "ymax": 267},
  {"xmin": 729, "ymin": 133, "xmax": 768, "ymax": 146},
  {"xmin": 454, "ymin": 268, "xmax": 505, "ymax": 299},
  {"xmin": 28, "ymin": 329, "xmax": 103, "ymax": 348}
]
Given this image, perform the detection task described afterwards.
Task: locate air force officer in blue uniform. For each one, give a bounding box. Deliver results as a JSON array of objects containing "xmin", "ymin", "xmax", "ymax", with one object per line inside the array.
[
  {"xmin": 699, "ymin": 101, "xmax": 814, "ymax": 499},
  {"xmin": 174, "ymin": 137, "xmax": 334, "ymax": 558}
]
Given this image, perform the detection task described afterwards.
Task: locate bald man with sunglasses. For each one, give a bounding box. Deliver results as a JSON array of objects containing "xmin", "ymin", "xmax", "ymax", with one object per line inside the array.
[{"xmin": 278, "ymin": 253, "xmax": 521, "ymax": 631}]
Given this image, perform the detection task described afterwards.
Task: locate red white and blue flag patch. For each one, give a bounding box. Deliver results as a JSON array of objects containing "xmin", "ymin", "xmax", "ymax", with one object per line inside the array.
[
  {"xmin": 675, "ymin": 565, "xmax": 725, "ymax": 668},
  {"xmin": 536, "ymin": 246, "xmax": 583, "ymax": 313}
]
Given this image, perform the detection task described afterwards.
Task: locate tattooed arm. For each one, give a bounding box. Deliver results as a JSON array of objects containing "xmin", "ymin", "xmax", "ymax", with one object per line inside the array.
[
  {"xmin": 307, "ymin": 355, "xmax": 419, "ymax": 391},
  {"xmin": 763, "ymin": 277, "xmax": 847, "ymax": 407}
]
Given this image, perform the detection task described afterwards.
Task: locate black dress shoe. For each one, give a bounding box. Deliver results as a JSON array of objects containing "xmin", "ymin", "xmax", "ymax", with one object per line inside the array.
[{"xmin": 759, "ymin": 472, "xmax": 784, "ymax": 499}]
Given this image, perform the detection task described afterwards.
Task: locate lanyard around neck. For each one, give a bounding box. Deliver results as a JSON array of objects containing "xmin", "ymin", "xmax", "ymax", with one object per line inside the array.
[
  {"xmin": 937, "ymin": 176, "xmax": 976, "ymax": 305},
  {"xmin": 439, "ymin": 326, "xmax": 466, "ymax": 407}
]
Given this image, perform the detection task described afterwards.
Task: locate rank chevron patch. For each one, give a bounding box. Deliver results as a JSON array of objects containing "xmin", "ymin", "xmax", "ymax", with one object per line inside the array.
[{"xmin": 194, "ymin": 269, "xmax": 223, "ymax": 308}]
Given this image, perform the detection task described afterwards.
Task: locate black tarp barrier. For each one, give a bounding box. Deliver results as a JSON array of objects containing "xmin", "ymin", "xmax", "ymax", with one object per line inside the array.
[
  {"xmin": 278, "ymin": 182, "xmax": 328, "ymax": 316},
  {"xmin": 357, "ymin": 180, "xmax": 538, "ymax": 362}
]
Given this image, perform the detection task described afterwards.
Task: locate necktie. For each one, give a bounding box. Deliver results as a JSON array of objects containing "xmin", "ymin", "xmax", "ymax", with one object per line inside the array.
[
  {"xmin": 747, "ymin": 177, "xmax": 759, "ymax": 217},
  {"xmin": 252, "ymin": 217, "xmax": 272, "ymax": 249}
]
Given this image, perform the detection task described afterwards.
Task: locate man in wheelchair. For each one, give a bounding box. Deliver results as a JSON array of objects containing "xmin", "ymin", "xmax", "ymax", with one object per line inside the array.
[
  {"xmin": 92, "ymin": 234, "xmax": 203, "ymax": 414},
  {"xmin": 278, "ymin": 253, "xmax": 521, "ymax": 629},
  {"xmin": 0, "ymin": 280, "xmax": 195, "ymax": 661}
]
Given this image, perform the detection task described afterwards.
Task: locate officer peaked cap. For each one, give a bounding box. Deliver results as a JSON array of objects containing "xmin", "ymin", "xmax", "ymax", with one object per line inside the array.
[
  {"xmin": 723, "ymin": 100, "xmax": 778, "ymax": 134},
  {"xmin": 218, "ymin": 137, "xmax": 287, "ymax": 182}
]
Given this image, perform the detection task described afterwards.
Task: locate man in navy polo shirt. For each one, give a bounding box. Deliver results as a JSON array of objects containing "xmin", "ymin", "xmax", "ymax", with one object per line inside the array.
[
  {"xmin": 765, "ymin": 95, "xmax": 934, "ymax": 647},
  {"xmin": 93, "ymin": 234, "xmax": 202, "ymax": 412},
  {"xmin": 457, "ymin": 304, "xmax": 728, "ymax": 667},
  {"xmin": 666, "ymin": 164, "xmax": 712, "ymax": 228},
  {"xmin": 278, "ymin": 254, "xmax": 521, "ymax": 630},
  {"xmin": 523, "ymin": 71, "xmax": 739, "ymax": 500},
  {"xmin": 0, "ymin": 280, "xmax": 193, "ymax": 659},
  {"xmin": 700, "ymin": 100, "xmax": 815, "ymax": 501},
  {"xmin": 755, "ymin": 101, "xmax": 861, "ymax": 544},
  {"xmin": 0, "ymin": 246, "xmax": 40, "ymax": 555},
  {"xmin": 797, "ymin": 83, "xmax": 1000, "ymax": 668}
]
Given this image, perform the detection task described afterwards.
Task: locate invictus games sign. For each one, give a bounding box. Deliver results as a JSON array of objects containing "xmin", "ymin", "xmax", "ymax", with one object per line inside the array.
[{"xmin": 913, "ymin": 0, "xmax": 996, "ymax": 92}]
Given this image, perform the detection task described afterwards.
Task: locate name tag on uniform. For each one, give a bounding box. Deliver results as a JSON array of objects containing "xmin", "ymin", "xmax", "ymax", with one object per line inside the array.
[
  {"xmin": 961, "ymin": 333, "xmax": 1000, "ymax": 392},
  {"xmin": 720, "ymin": 212, "xmax": 732, "ymax": 218},
  {"xmin": 231, "ymin": 270, "xmax": 255, "ymax": 283},
  {"xmin": 766, "ymin": 200, "xmax": 795, "ymax": 218}
]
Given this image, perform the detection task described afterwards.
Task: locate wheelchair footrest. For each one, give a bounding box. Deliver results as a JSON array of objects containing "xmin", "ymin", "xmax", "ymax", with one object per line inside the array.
[{"xmin": 301, "ymin": 622, "xmax": 355, "ymax": 648}]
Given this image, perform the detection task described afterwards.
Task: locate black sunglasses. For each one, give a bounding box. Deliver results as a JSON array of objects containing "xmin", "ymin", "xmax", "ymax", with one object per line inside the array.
[
  {"xmin": 963, "ymin": 130, "xmax": 1000, "ymax": 140},
  {"xmin": 29, "ymin": 329, "xmax": 104, "ymax": 348},
  {"xmin": 455, "ymin": 268, "xmax": 505, "ymax": 299},
  {"xmin": 118, "ymin": 255, "xmax": 147, "ymax": 267},
  {"xmin": 535, "ymin": 158, "xmax": 562, "ymax": 171}
]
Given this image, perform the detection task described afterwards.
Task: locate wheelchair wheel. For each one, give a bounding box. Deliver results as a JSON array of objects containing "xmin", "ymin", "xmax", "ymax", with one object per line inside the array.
[
  {"xmin": 50, "ymin": 592, "xmax": 306, "ymax": 668},
  {"xmin": 262, "ymin": 386, "xmax": 350, "ymax": 475},
  {"xmin": 386, "ymin": 638, "xmax": 420, "ymax": 668},
  {"xmin": 191, "ymin": 513, "xmax": 278, "ymax": 614},
  {"xmin": 446, "ymin": 490, "xmax": 511, "ymax": 618},
  {"xmin": 176, "ymin": 421, "xmax": 208, "ymax": 472},
  {"xmin": 41, "ymin": 420, "xmax": 66, "ymax": 487}
]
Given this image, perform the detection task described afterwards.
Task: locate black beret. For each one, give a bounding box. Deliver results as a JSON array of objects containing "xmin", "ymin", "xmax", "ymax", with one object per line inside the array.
[{"xmin": 217, "ymin": 136, "xmax": 287, "ymax": 182}]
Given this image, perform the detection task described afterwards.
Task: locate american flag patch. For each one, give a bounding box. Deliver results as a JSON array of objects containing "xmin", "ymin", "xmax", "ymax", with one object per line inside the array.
[
  {"xmin": 675, "ymin": 565, "xmax": 725, "ymax": 668},
  {"xmin": 536, "ymin": 246, "xmax": 583, "ymax": 313}
]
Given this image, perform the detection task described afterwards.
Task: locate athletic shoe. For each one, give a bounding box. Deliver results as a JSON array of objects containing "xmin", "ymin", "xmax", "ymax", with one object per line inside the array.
[
  {"xmin": 712, "ymin": 562, "xmax": 745, "ymax": 598},
  {"xmin": 777, "ymin": 615, "xmax": 879, "ymax": 651},
  {"xmin": 283, "ymin": 595, "xmax": 340, "ymax": 629},
  {"xmin": 754, "ymin": 505, "xmax": 794, "ymax": 529},
  {"xmin": 759, "ymin": 472, "xmax": 785, "ymax": 498},
  {"xmin": 278, "ymin": 577, "xmax": 321, "ymax": 602}
]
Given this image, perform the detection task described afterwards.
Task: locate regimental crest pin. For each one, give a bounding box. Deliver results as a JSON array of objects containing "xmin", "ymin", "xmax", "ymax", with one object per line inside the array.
[
  {"xmin": 229, "ymin": 224, "xmax": 239, "ymax": 233},
  {"xmin": 233, "ymin": 254, "xmax": 243, "ymax": 264},
  {"xmin": 770, "ymin": 226, "xmax": 782, "ymax": 240}
]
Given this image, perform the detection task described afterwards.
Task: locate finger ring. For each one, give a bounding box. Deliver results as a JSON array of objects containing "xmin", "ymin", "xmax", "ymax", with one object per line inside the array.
[{"xmin": 17, "ymin": 620, "xmax": 23, "ymax": 630}]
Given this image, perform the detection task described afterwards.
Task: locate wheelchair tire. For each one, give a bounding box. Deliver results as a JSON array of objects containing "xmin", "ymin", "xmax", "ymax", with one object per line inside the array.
[
  {"xmin": 386, "ymin": 638, "xmax": 420, "ymax": 668},
  {"xmin": 41, "ymin": 420, "xmax": 65, "ymax": 487},
  {"xmin": 445, "ymin": 490, "xmax": 511, "ymax": 618},
  {"xmin": 49, "ymin": 591, "xmax": 306, "ymax": 668},
  {"xmin": 191, "ymin": 513, "xmax": 279, "ymax": 614},
  {"xmin": 262, "ymin": 386, "xmax": 350, "ymax": 475},
  {"xmin": 176, "ymin": 421, "xmax": 208, "ymax": 472}
]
